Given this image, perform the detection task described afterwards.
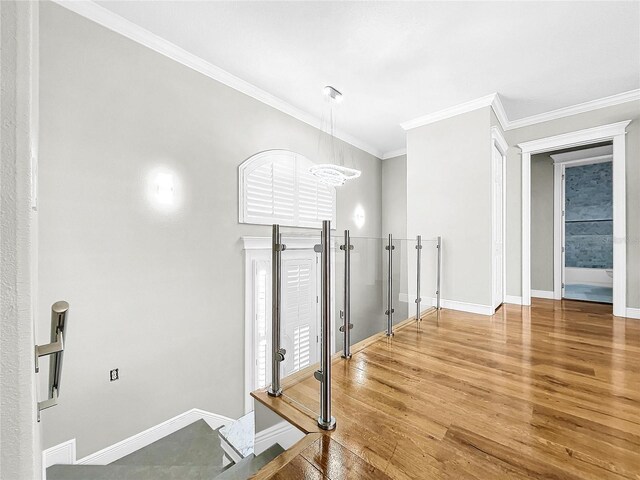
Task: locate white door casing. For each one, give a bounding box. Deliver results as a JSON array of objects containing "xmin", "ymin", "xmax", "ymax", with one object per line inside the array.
[{"xmin": 491, "ymin": 127, "xmax": 508, "ymax": 311}]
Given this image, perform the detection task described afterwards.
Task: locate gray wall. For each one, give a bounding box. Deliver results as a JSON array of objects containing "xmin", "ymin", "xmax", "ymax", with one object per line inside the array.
[
  {"xmin": 504, "ymin": 101, "xmax": 640, "ymax": 308},
  {"xmin": 531, "ymin": 154, "xmax": 554, "ymax": 292},
  {"xmin": 382, "ymin": 155, "xmax": 409, "ymax": 318},
  {"xmin": 38, "ymin": 2, "xmax": 382, "ymax": 457},
  {"xmin": 382, "ymin": 155, "xmax": 407, "ymax": 238},
  {"xmin": 407, "ymin": 107, "xmax": 493, "ymax": 307}
]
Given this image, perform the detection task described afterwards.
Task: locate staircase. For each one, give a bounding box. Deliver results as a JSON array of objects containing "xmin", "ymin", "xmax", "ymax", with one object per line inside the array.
[{"xmin": 46, "ymin": 419, "xmax": 284, "ymax": 480}]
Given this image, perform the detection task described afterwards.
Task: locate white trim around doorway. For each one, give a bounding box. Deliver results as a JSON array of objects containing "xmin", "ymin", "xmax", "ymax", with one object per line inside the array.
[{"xmin": 519, "ymin": 121, "xmax": 630, "ymax": 317}]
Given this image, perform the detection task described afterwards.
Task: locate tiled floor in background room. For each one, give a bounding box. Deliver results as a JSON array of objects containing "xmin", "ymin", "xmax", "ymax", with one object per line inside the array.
[{"xmin": 564, "ymin": 283, "xmax": 613, "ymax": 303}]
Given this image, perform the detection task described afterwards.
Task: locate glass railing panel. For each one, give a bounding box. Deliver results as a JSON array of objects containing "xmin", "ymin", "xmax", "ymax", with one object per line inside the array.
[
  {"xmin": 418, "ymin": 237, "xmax": 440, "ymax": 319},
  {"xmin": 350, "ymin": 236, "xmax": 386, "ymax": 345},
  {"xmin": 393, "ymin": 238, "xmax": 413, "ymax": 326}
]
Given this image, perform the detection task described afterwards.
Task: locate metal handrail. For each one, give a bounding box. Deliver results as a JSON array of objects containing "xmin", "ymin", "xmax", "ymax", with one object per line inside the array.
[{"xmin": 35, "ymin": 301, "xmax": 69, "ymax": 420}]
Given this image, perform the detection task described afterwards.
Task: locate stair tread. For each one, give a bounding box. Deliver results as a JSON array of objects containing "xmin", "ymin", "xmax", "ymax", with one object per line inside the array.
[
  {"xmin": 112, "ymin": 419, "xmax": 225, "ymax": 467},
  {"xmin": 213, "ymin": 444, "xmax": 285, "ymax": 480},
  {"xmin": 46, "ymin": 464, "xmax": 227, "ymax": 480}
]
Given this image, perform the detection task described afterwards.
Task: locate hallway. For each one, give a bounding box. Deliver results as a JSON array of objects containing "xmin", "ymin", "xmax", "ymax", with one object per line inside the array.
[{"xmin": 254, "ymin": 299, "xmax": 640, "ymax": 479}]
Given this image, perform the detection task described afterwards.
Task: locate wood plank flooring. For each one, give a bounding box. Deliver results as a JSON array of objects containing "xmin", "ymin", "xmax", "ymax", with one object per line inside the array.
[{"xmin": 252, "ymin": 299, "xmax": 640, "ymax": 479}]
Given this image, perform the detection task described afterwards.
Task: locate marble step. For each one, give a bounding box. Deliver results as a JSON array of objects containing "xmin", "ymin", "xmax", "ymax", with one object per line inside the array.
[{"xmin": 214, "ymin": 444, "xmax": 284, "ymax": 480}]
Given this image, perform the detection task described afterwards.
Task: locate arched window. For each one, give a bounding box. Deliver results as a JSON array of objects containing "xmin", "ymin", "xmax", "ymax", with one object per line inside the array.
[{"xmin": 238, "ymin": 150, "xmax": 336, "ymax": 228}]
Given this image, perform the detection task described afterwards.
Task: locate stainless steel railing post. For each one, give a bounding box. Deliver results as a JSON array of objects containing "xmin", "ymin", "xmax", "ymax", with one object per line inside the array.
[
  {"xmin": 416, "ymin": 235, "xmax": 422, "ymax": 322},
  {"xmin": 268, "ymin": 224, "xmax": 286, "ymax": 397},
  {"xmin": 317, "ymin": 220, "xmax": 336, "ymax": 430},
  {"xmin": 385, "ymin": 234, "xmax": 394, "ymax": 336},
  {"xmin": 436, "ymin": 236, "xmax": 442, "ymax": 310},
  {"xmin": 339, "ymin": 230, "xmax": 353, "ymax": 359}
]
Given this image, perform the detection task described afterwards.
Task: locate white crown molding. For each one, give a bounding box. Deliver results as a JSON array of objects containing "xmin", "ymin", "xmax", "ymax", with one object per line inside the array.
[
  {"xmin": 52, "ymin": 0, "xmax": 382, "ymax": 159},
  {"xmin": 399, "ymin": 89, "xmax": 639, "ymax": 138},
  {"xmin": 400, "ymin": 93, "xmax": 500, "ymax": 131},
  {"xmin": 490, "ymin": 94, "xmax": 510, "ymax": 131},
  {"xmin": 518, "ymin": 120, "xmax": 631, "ymax": 153},
  {"xmin": 381, "ymin": 148, "xmax": 407, "ymax": 160},
  {"xmin": 507, "ymin": 89, "xmax": 640, "ymax": 130}
]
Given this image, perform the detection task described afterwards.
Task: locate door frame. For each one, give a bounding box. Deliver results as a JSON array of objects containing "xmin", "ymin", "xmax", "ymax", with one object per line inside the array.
[
  {"xmin": 491, "ymin": 127, "xmax": 508, "ymax": 310},
  {"xmin": 519, "ymin": 121, "xmax": 630, "ymax": 316}
]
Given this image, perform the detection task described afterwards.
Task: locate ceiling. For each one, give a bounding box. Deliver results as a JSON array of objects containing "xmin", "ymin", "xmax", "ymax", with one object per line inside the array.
[{"xmin": 93, "ymin": 1, "xmax": 640, "ymax": 157}]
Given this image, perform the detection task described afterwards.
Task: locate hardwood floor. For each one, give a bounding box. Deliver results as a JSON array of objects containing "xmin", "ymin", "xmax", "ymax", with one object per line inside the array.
[{"xmin": 252, "ymin": 299, "xmax": 640, "ymax": 479}]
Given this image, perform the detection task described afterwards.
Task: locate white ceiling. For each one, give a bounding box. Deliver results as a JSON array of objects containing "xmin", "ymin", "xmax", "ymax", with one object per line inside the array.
[{"xmin": 93, "ymin": 1, "xmax": 639, "ymax": 157}]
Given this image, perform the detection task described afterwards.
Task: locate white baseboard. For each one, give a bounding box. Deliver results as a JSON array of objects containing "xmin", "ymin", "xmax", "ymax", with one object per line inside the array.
[
  {"xmin": 626, "ymin": 308, "xmax": 640, "ymax": 319},
  {"xmin": 504, "ymin": 295, "xmax": 523, "ymax": 305},
  {"xmin": 43, "ymin": 408, "xmax": 233, "ymax": 475},
  {"xmin": 42, "ymin": 439, "xmax": 76, "ymax": 479},
  {"xmin": 531, "ymin": 290, "xmax": 555, "ymax": 300},
  {"xmin": 421, "ymin": 297, "xmax": 494, "ymax": 316},
  {"xmin": 442, "ymin": 299, "xmax": 494, "ymax": 316},
  {"xmin": 254, "ymin": 421, "xmax": 304, "ymax": 456}
]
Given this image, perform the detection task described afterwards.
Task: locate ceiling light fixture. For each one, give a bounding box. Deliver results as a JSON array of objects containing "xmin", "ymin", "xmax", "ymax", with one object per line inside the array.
[{"xmin": 310, "ymin": 86, "xmax": 361, "ymax": 186}]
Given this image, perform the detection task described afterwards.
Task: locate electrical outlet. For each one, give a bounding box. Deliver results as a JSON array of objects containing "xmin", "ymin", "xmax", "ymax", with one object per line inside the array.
[{"xmin": 110, "ymin": 368, "xmax": 119, "ymax": 382}]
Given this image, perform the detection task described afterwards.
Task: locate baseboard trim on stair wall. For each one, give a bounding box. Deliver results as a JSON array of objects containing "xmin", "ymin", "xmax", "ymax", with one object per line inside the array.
[
  {"xmin": 42, "ymin": 408, "xmax": 234, "ymax": 476},
  {"xmin": 41, "ymin": 439, "xmax": 76, "ymax": 480},
  {"xmin": 254, "ymin": 421, "xmax": 304, "ymax": 456}
]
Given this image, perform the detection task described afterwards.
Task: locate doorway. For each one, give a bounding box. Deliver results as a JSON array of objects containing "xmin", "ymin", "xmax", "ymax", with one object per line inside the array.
[{"xmin": 519, "ymin": 121, "xmax": 629, "ymax": 317}]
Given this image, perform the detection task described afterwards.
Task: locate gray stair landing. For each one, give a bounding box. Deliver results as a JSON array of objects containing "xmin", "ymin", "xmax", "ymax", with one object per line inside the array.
[
  {"xmin": 47, "ymin": 420, "xmax": 229, "ymax": 480},
  {"xmin": 46, "ymin": 464, "xmax": 231, "ymax": 480},
  {"xmin": 46, "ymin": 419, "xmax": 285, "ymax": 480}
]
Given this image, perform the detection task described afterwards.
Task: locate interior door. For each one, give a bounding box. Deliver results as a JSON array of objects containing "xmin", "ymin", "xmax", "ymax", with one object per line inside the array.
[
  {"xmin": 492, "ymin": 143, "xmax": 505, "ymax": 309},
  {"xmin": 281, "ymin": 250, "xmax": 319, "ymax": 377}
]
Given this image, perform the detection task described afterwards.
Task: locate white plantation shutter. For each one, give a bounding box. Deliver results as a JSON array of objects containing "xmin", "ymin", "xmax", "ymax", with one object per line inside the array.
[
  {"xmin": 254, "ymin": 261, "xmax": 270, "ymax": 390},
  {"xmin": 239, "ymin": 150, "xmax": 336, "ymax": 228},
  {"xmin": 282, "ymin": 258, "xmax": 316, "ymax": 376}
]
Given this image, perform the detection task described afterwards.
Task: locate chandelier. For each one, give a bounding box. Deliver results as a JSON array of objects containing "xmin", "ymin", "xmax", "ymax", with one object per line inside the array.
[{"xmin": 310, "ymin": 86, "xmax": 361, "ymax": 186}]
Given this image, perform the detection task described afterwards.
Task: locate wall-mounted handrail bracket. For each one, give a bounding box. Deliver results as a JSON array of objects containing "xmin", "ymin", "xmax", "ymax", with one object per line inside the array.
[
  {"xmin": 35, "ymin": 301, "xmax": 69, "ymax": 420},
  {"xmin": 35, "ymin": 331, "xmax": 64, "ymax": 374}
]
